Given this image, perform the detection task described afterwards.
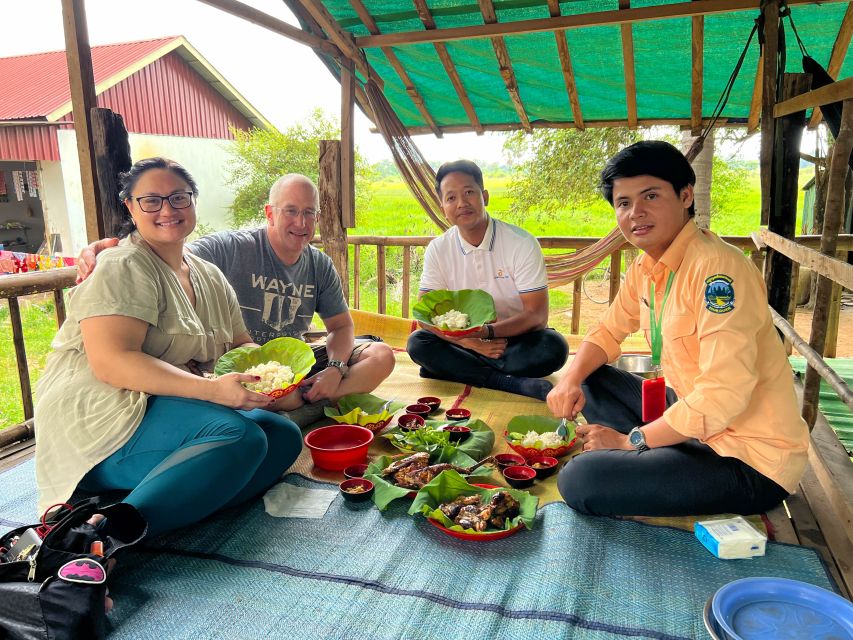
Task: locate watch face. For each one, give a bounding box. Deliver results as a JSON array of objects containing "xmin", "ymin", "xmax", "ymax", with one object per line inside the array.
[{"xmin": 629, "ymin": 429, "xmax": 644, "ymax": 447}]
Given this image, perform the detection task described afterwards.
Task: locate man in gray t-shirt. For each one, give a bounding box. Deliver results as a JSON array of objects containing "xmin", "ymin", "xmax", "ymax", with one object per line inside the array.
[{"xmin": 78, "ymin": 174, "xmax": 394, "ymax": 414}]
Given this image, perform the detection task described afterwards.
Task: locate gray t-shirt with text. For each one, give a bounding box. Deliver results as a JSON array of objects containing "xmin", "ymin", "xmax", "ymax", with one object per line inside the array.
[{"xmin": 190, "ymin": 228, "xmax": 347, "ymax": 344}]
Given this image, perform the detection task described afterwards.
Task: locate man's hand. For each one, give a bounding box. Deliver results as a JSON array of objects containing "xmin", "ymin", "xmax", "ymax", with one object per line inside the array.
[
  {"xmin": 76, "ymin": 237, "xmax": 119, "ymax": 284},
  {"xmin": 575, "ymin": 423, "xmax": 631, "ymax": 452},
  {"xmin": 300, "ymin": 367, "xmax": 343, "ymax": 403},
  {"xmin": 546, "ymin": 376, "xmax": 585, "ymax": 421},
  {"xmin": 455, "ymin": 336, "xmax": 506, "ymax": 358}
]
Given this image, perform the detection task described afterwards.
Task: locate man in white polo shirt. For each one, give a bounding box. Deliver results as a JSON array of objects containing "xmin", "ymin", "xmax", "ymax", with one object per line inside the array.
[{"xmin": 407, "ymin": 160, "xmax": 569, "ymax": 400}]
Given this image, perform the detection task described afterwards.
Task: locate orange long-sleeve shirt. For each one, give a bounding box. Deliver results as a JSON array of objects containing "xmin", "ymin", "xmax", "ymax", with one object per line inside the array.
[{"xmin": 584, "ymin": 221, "xmax": 809, "ymax": 493}]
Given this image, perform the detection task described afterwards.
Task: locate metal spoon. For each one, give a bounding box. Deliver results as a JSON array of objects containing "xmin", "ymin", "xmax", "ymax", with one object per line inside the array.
[{"xmin": 556, "ymin": 417, "xmax": 569, "ymax": 439}]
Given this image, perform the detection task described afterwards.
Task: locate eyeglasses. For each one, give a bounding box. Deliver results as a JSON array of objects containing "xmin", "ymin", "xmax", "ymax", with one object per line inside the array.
[
  {"xmin": 272, "ymin": 206, "xmax": 319, "ymax": 220},
  {"xmin": 132, "ymin": 191, "xmax": 195, "ymax": 213}
]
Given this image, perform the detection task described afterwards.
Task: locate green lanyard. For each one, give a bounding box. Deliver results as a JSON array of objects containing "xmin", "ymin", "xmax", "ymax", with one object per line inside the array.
[{"xmin": 649, "ymin": 271, "xmax": 676, "ymax": 368}]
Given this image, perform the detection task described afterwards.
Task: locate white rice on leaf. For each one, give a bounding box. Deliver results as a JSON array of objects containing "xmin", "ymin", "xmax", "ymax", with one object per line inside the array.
[
  {"xmin": 519, "ymin": 430, "xmax": 568, "ymax": 448},
  {"xmin": 431, "ymin": 309, "xmax": 469, "ymax": 329},
  {"xmin": 241, "ymin": 360, "xmax": 295, "ymax": 393}
]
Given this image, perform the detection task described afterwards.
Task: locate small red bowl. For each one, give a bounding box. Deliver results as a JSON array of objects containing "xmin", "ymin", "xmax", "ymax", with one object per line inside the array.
[
  {"xmin": 445, "ymin": 408, "xmax": 471, "ymax": 422},
  {"xmin": 527, "ymin": 456, "xmax": 559, "ymax": 478},
  {"xmin": 441, "ymin": 424, "xmax": 471, "ymax": 443},
  {"xmin": 417, "ymin": 396, "xmax": 442, "ymax": 413},
  {"xmin": 398, "ymin": 413, "xmax": 426, "ymax": 431},
  {"xmin": 339, "ymin": 478, "xmax": 374, "ymax": 502},
  {"xmin": 503, "ymin": 465, "xmax": 536, "ymax": 489},
  {"xmin": 304, "ymin": 425, "xmax": 374, "ymax": 471},
  {"xmin": 343, "ymin": 463, "xmax": 369, "ymax": 479},
  {"xmin": 405, "ymin": 403, "xmax": 432, "ymax": 418},
  {"xmin": 494, "ymin": 453, "xmax": 526, "ymax": 469}
]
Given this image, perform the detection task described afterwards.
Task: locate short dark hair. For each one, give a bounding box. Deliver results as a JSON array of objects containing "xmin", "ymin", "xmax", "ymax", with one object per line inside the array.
[
  {"xmin": 117, "ymin": 157, "xmax": 200, "ymax": 237},
  {"xmin": 435, "ymin": 160, "xmax": 484, "ymax": 196},
  {"xmin": 600, "ymin": 141, "xmax": 696, "ymax": 218}
]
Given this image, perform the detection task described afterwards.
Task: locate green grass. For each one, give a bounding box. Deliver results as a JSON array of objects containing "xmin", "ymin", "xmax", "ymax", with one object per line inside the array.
[
  {"xmin": 0, "ymin": 298, "xmax": 60, "ymax": 429},
  {"xmin": 0, "ymin": 168, "xmax": 814, "ymax": 429}
]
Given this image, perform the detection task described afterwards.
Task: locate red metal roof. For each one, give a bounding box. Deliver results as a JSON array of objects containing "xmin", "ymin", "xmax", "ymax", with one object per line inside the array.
[{"xmin": 0, "ymin": 37, "xmax": 177, "ymax": 120}]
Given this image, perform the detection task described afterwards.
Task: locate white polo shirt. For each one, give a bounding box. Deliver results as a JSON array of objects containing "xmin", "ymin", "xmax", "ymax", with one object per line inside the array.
[{"xmin": 419, "ymin": 216, "xmax": 548, "ymax": 320}]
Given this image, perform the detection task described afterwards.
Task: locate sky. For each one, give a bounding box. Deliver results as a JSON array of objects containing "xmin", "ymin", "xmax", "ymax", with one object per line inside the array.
[{"xmin": 0, "ymin": 0, "xmax": 506, "ymax": 164}]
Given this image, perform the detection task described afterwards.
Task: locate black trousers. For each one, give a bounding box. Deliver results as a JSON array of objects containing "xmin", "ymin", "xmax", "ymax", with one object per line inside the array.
[
  {"xmin": 557, "ymin": 365, "xmax": 789, "ymax": 517},
  {"xmin": 406, "ymin": 328, "xmax": 569, "ymax": 387}
]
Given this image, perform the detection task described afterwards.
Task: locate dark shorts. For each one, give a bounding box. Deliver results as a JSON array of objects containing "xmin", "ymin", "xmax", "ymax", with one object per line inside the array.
[{"xmin": 308, "ymin": 336, "xmax": 381, "ymax": 376}]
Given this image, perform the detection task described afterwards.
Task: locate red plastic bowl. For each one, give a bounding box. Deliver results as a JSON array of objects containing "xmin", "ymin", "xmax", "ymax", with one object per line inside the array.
[
  {"xmin": 527, "ymin": 456, "xmax": 559, "ymax": 479},
  {"xmin": 426, "ymin": 484, "xmax": 525, "ymax": 541},
  {"xmin": 398, "ymin": 413, "xmax": 426, "ymax": 431},
  {"xmin": 445, "ymin": 408, "xmax": 471, "ymax": 422},
  {"xmin": 405, "ymin": 403, "xmax": 432, "ymax": 417},
  {"xmin": 304, "ymin": 425, "xmax": 374, "ymax": 471},
  {"xmin": 494, "ymin": 453, "xmax": 526, "ymax": 468},
  {"xmin": 417, "ymin": 396, "xmax": 442, "ymax": 413},
  {"xmin": 502, "ymin": 465, "xmax": 536, "ymax": 489}
]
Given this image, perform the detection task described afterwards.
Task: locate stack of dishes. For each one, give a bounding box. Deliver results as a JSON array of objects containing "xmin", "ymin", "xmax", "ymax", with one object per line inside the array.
[{"xmin": 704, "ymin": 577, "xmax": 853, "ymax": 639}]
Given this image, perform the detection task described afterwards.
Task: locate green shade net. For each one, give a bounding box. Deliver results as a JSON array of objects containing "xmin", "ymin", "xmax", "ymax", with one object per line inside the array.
[{"xmin": 790, "ymin": 357, "xmax": 853, "ymax": 459}]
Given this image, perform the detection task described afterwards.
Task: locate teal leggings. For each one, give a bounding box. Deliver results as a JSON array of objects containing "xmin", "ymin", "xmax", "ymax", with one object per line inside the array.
[{"xmin": 80, "ymin": 396, "xmax": 302, "ymax": 537}]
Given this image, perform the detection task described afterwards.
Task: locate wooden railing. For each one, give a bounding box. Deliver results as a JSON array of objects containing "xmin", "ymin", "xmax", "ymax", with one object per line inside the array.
[{"xmin": 1, "ymin": 233, "xmax": 851, "ymax": 449}]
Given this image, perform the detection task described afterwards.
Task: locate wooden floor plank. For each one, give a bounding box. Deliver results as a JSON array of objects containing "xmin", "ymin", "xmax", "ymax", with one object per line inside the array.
[{"xmin": 0, "ymin": 439, "xmax": 34, "ymax": 473}]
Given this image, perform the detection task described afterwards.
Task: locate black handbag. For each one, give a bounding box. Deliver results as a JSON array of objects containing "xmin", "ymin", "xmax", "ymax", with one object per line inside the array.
[{"xmin": 0, "ymin": 498, "xmax": 147, "ymax": 640}]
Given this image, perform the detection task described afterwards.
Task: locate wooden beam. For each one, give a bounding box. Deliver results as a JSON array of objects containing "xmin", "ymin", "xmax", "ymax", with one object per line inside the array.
[
  {"xmin": 350, "ymin": 0, "xmax": 441, "ymax": 137},
  {"xmin": 292, "ymin": 0, "xmax": 375, "ymax": 85},
  {"xmin": 61, "ymin": 0, "xmax": 103, "ymax": 243},
  {"xmin": 760, "ymin": 230, "xmax": 853, "ymax": 290},
  {"xmin": 619, "ymin": 0, "xmax": 638, "ymax": 129},
  {"xmin": 775, "ymin": 76, "xmax": 853, "ymax": 118},
  {"xmin": 803, "ymin": 99, "xmax": 853, "ymax": 428},
  {"xmin": 318, "ymin": 140, "xmax": 349, "ymax": 300},
  {"xmin": 547, "ymin": 0, "xmax": 584, "ymax": 128},
  {"xmin": 197, "ymin": 0, "xmax": 338, "ymax": 55},
  {"xmin": 341, "ymin": 67, "xmax": 355, "ymax": 229},
  {"xmin": 400, "ymin": 116, "xmax": 737, "ymax": 134},
  {"xmin": 478, "ymin": 0, "xmax": 531, "ymax": 132},
  {"xmin": 747, "ymin": 51, "xmax": 764, "ymax": 133},
  {"xmin": 356, "ymin": 0, "xmax": 846, "ymax": 48},
  {"xmin": 412, "ymin": 0, "xmax": 484, "ymax": 134},
  {"xmin": 691, "ymin": 15, "xmax": 704, "ymax": 136},
  {"xmin": 809, "ymin": 2, "xmax": 853, "ymax": 129},
  {"xmin": 8, "ymin": 298, "xmax": 33, "ymax": 421},
  {"xmin": 402, "ymin": 246, "xmax": 411, "ymax": 318},
  {"xmin": 759, "ymin": 0, "xmax": 779, "ymax": 226}
]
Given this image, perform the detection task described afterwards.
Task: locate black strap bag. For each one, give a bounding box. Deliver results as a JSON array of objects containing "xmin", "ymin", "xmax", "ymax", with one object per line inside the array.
[{"xmin": 0, "ymin": 498, "xmax": 147, "ymax": 640}]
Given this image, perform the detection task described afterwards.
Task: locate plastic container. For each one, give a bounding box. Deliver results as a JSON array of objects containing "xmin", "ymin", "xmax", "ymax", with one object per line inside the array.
[{"xmin": 304, "ymin": 425, "xmax": 374, "ymax": 471}]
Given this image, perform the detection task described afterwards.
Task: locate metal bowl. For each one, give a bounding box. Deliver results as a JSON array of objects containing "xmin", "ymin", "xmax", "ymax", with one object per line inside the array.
[{"xmin": 614, "ymin": 354, "xmax": 657, "ymax": 379}]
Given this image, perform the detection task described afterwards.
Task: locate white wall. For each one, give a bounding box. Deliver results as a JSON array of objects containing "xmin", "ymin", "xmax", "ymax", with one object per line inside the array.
[
  {"xmin": 38, "ymin": 160, "xmax": 72, "ymax": 254},
  {"xmin": 56, "ymin": 130, "xmax": 237, "ymax": 255}
]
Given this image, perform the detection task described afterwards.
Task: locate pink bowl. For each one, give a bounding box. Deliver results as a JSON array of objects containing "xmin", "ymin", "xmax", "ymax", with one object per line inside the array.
[{"xmin": 304, "ymin": 425, "xmax": 374, "ymax": 471}]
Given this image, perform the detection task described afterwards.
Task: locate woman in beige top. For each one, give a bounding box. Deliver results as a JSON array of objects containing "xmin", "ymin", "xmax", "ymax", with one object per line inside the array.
[{"xmin": 35, "ymin": 158, "xmax": 302, "ymax": 537}]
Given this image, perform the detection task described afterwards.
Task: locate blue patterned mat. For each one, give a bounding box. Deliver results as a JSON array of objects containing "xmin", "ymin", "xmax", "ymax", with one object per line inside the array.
[{"xmin": 0, "ymin": 459, "xmax": 839, "ymax": 639}]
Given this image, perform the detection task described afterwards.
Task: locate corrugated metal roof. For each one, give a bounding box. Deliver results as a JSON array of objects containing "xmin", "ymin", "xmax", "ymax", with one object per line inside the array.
[
  {"xmin": 0, "ymin": 36, "xmax": 271, "ymax": 130},
  {"xmin": 0, "ymin": 37, "xmax": 176, "ymax": 120}
]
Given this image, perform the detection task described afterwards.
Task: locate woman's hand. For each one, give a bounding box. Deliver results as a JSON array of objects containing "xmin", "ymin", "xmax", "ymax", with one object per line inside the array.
[
  {"xmin": 576, "ymin": 423, "xmax": 631, "ymax": 451},
  {"xmin": 547, "ymin": 376, "xmax": 585, "ymax": 421},
  {"xmin": 207, "ymin": 373, "xmax": 273, "ymax": 410}
]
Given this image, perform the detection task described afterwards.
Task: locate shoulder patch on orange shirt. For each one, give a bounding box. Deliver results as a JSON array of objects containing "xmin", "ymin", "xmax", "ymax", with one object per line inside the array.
[{"xmin": 704, "ymin": 274, "xmax": 735, "ymax": 314}]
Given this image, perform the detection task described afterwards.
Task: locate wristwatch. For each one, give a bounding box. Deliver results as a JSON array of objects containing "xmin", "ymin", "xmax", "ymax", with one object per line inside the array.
[
  {"xmin": 326, "ymin": 359, "xmax": 348, "ymax": 378},
  {"xmin": 628, "ymin": 427, "xmax": 649, "ymax": 452}
]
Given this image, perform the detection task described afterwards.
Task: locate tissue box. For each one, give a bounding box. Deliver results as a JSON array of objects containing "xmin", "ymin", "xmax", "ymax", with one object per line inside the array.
[{"xmin": 694, "ymin": 516, "xmax": 767, "ymax": 559}]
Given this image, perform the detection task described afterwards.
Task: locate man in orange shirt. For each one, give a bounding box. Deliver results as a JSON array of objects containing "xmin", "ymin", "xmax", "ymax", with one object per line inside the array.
[{"xmin": 547, "ymin": 141, "xmax": 809, "ymax": 517}]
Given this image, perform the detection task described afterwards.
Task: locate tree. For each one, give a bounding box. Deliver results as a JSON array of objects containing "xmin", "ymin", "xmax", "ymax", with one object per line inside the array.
[
  {"xmin": 226, "ymin": 109, "xmax": 374, "ymax": 228},
  {"xmin": 502, "ymin": 128, "xmax": 641, "ymax": 220}
]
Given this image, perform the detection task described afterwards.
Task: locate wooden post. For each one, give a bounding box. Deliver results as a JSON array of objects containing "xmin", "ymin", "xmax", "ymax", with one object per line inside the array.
[
  {"xmin": 53, "ymin": 289, "xmax": 66, "ymax": 327},
  {"xmin": 572, "ymin": 278, "xmax": 581, "ymax": 335},
  {"xmin": 402, "ymin": 246, "xmax": 411, "ymax": 318},
  {"xmin": 759, "ymin": 0, "xmax": 780, "ymax": 226},
  {"xmin": 766, "ymin": 74, "xmax": 811, "ymax": 319},
  {"xmin": 608, "ymin": 250, "xmax": 622, "ymax": 303},
  {"xmin": 8, "ymin": 298, "xmax": 33, "ymax": 421},
  {"xmin": 340, "ymin": 66, "xmax": 355, "ymax": 229},
  {"xmin": 353, "ymin": 244, "xmax": 361, "ymax": 309},
  {"xmin": 90, "ymin": 108, "xmax": 131, "ymax": 238},
  {"xmin": 317, "ymin": 140, "xmax": 349, "ymax": 300},
  {"xmin": 377, "ymin": 245, "xmax": 386, "ymax": 314},
  {"xmin": 61, "ymin": 0, "xmax": 104, "ymax": 242},
  {"xmin": 803, "ymin": 99, "xmax": 853, "ymax": 429}
]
